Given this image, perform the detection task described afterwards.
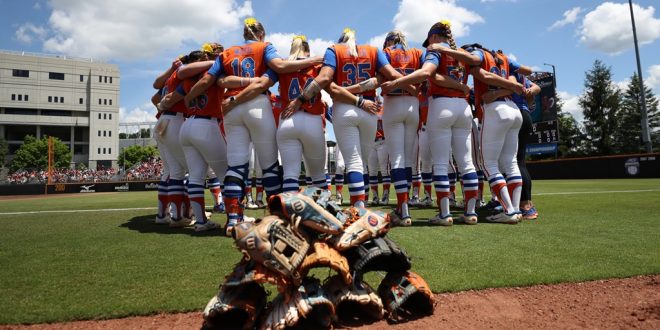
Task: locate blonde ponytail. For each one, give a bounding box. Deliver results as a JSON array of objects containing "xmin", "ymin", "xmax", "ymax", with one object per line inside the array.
[
  {"xmin": 288, "ymin": 35, "xmax": 310, "ymax": 60},
  {"xmin": 383, "ymin": 30, "xmax": 408, "ymax": 50},
  {"xmin": 338, "ymin": 28, "xmax": 358, "ymax": 57},
  {"xmin": 243, "ymin": 17, "xmax": 265, "ymax": 42}
]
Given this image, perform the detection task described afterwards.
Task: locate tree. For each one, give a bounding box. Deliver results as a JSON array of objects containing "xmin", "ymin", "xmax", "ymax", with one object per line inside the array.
[
  {"xmin": 0, "ymin": 138, "xmax": 7, "ymax": 167},
  {"xmin": 118, "ymin": 145, "xmax": 158, "ymax": 169},
  {"xmin": 579, "ymin": 60, "xmax": 621, "ymax": 155},
  {"xmin": 10, "ymin": 135, "xmax": 72, "ymax": 171},
  {"xmin": 557, "ymin": 112, "xmax": 586, "ymax": 158},
  {"xmin": 614, "ymin": 72, "xmax": 660, "ymax": 153}
]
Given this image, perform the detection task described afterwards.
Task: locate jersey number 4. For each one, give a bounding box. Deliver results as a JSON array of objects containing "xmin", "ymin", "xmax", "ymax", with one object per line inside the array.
[{"xmin": 288, "ymin": 77, "xmax": 316, "ymax": 104}]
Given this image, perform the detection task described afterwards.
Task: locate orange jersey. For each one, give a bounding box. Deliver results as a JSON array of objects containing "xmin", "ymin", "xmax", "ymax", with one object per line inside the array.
[
  {"xmin": 221, "ymin": 42, "xmax": 269, "ymax": 98},
  {"xmin": 383, "ymin": 47, "xmax": 423, "ymax": 96},
  {"xmin": 278, "ymin": 64, "xmax": 324, "ymax": 115},
  {"xmin": 428, "ymin": 50, "xmax": 469, "ymax": 98},
  {"xmin": 183, "ymin": 72, "xmax": 224, "ymax": 119},
  {"xmin": 418, "ymin": 92, "xmax": 429, "ymax": 129},
  {"xmin": 164, "ymin": 71, "xmax": 189, "ymax": 115},
  {"xmin": 473, "ymin": 50, "xmax": 510, "ymax": 120},
  {"xmin": 270, "ymin": 94, "xmax": 282, "ymax": 127},
  {"xmin": 333, "ymin": 44, "xmax": 378, "ymax": 98}
]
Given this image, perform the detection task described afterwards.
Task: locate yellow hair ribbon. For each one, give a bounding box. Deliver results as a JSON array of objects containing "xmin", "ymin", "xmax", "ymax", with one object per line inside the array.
[
  {"xmin": 200, "ymin": 43, "xmax": 213, "ymax": 53},
  {"xmin": 178, "ymin": 54, "xmax": 185, "ymax": 60},
  {"xmin": 294, "ymin": 35, "xmax": 307, "ymax": 42},
  {"xmin": 244, "ymin": 17, "xmax": 258, "ymax": 26},
  {"xmin": 343, "ymin": 27, "xmax": 355, "ymax": 35},
  {"xmin": 439, "ymin": 20, "xmax": 451, "ymax": 28}
]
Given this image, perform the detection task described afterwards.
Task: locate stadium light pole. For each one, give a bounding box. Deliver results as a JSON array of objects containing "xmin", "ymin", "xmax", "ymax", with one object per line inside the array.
[
  {"xmin": 629, "ymin": 0, "xmax": 653, "ymax": 153},
  {"xmin": 543, "ymin": 63, "xmax": 556, "ymax": 88}
]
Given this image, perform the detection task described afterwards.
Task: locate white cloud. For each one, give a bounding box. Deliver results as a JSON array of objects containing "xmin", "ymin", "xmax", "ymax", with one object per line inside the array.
[
  {"xmin": 548, "ymin": 7, "xmax": 583, "ymax": 30},
  {"xmin": 34, "ymin": 0, "xmax": 253, "ymax": 60},
  {"xmin": 119, "ymin": 102, "xmax": 157, "ymax": 126},
  {"xmin": 33, "ymin": 2, "xmax": 41, "ymax": 10},
  {"xmin": 392, "ymin": 0, "xmax": 484, "ymax": 44},
  {"xmin": 368, "ymin": 33, "xmax": 387, "ymax": 48},
  {"xmin": 15, "ymin": 23, "xmax": 47, "ymax": 44},
  {"xmin": 614, "ymin": 78, "xmax": 631, "ymax": 93},
  {"xmin": 579, "ymin": 2, "xmax": 660, "ymax": 55},
  {"xmin": 557, "ymin": 90, "xmax": 583, "ymax": 124},
  {"xmin": 267, "ymin": 33, "xmax": 333, "ymax": 59},
  {"xmin": 646, "ymin": 64, "xmax": 660, "ymax": 95}
]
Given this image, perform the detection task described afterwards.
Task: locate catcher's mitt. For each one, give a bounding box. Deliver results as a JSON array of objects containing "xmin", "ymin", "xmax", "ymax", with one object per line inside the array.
[
  {"xmin": 377, "ymin": 271, "xmax": 435, "ymax": 322},
  {"xmin": 329, "ymin": 206, "xmax": 390, "ymax": 251},
  {"xmin": 261, "ymin": 277, "xmax": 334, "ymax": 330},
  {"xmin": 299, "ymin": 242, "xmax": 352, "ymax": 285},
  {"xmin": 323, "ymin": 274, "xmax": 385, "ymax": 323},
  {"xmin": 233, "ymin": 216, "xmax": 310, "ymax": 285},
  {"xmin": 202, "ymin": 282, "xmax": 267, "ymax": 330},
  {"xmin": 345, "ymin": 236, "xmax": 412, "ymax": 285},
  {"xmin": 267, "ymin": 191, "xmax": 344, "ymax": 235}
]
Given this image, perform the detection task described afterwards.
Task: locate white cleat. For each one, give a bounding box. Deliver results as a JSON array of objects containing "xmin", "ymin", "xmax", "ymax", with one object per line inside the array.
[
  {"xmin": 246, "ymin": 201, "xmax": 259, "ymax": 210},
  {"xmin": 169, "ymin": 218, "xmax": 191, "ymax": 228},
  {"xmin": 420, "ymin": 196, "xmax": 434, "ymax": 208},
  {"xmin": 155, "ymin": 215, "xmax": 171, "ymax": 225},
  {"xmin": 371, "ymin": 196, "xmax": 380, "ymax": 206},
  {"xmin": 195, "ymin": 220, "xmax": 221, "ymax": 232},
  {"xmin": 408, "ymin": 196, "xmax": 420, "ymax": 207},
  {"xmin": 461, "ymin": 214, "xmax": 478, "ymax": 225}
]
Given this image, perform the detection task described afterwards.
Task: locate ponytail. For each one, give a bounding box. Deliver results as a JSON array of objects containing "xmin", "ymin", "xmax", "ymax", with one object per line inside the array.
[
  {"xmin": 288, "ymin": 35, "xmax": 310, "ymax": 60},
  {"xmin": 438, "ymin": 20, "xmax": 457, "ymax": 50},
  {"xmin": 338, "ymin": 28, "xmax": 358, "ymax": 57},
  {"xmin": 383, "ymin": 30, "xmax": 408, "ymax": 50}
]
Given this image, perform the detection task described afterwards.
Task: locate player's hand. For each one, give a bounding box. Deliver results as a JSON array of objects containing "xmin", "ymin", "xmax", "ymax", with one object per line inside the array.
[
  {"xmin": 380, "ymin": 81, "xmax": 397, "ymax": 95},
  {"xmin": 360, "ymin": 100, "xmax": 379, "ymax": 114},
  {"xmin": 283, "ymin": 98, "xmax": 302, "ymax": 119},
  {"xmin": 172, "ymin": 58, "xmax": 183, "ymax": 69},
  {"xmin": 461, "ymin": 84, "xmax": 471, "ymax": 95},
  {"xmin": 222, "ymin": 98, "xmax": 236, "ymax": 115},
  {"xmin": 184, "ymin": 95, "xmax": 195, "ymax": 109},
  {"xmin": 512, "ymin": 82, "xmax": 525, "ymax": 95},
  {"xmin": 481, "ymin": 90, "xmax": 498, "ymax": 104}
]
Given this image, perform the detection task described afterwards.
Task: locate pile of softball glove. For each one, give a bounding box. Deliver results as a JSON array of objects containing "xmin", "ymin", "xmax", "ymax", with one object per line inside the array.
[{"xmin": 202, "ymin": 187, "xmax": 435, "ymax": 330}]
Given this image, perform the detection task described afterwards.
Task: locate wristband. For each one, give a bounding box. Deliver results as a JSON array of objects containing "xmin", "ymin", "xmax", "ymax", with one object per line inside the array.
[{"xmin": 297, "ymin": 95, "xmax": 308, "ymax": 103}]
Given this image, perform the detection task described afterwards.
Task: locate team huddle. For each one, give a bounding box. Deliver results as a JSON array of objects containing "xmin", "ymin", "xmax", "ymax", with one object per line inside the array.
[{"xmin": 150, "ymin": 17, "xmax": 540, "ymax": 235}]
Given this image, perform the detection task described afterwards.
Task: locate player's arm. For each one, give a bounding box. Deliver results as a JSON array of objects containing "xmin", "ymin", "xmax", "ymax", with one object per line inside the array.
[
  {"xmin": 151, "ymin": 91, "xmax": 162, "ymax": 107},
  {"xmin": 153, "ymin": 58, "xmax": 182, "ymax": 89},
  {"xmin": 524, "ymin": 81, "xmax": 541, "ymax": 104},
  {"xmin": 222, "ymin": 74, "xmax": 276, "ymax": 115},
  {"xmin": 470, "ymin": 67, "xmax": 524, "ymax": 94},
  {"xmin": 157, "ymin": 91, "xmax": 184, "ymax": 111},
  {"xmin": 343, "ymin": 77, "xmax": 379, "ymax": 94},
  {"xmin": 217, "ymin": 75, "xmax": 257, "ymax": 88},
  {"xmin": 284, "ymin": 65, "xmax": 334, "ymax": 114},
  {"xmin": 177, "ymin": 60, "xmax": 214, "ymax": 79},
  {"xmin": 268, "ymin": 57, "xmax": 323, "ymax": 74},
  {"xmin": 429, "ymin": 73, "xmax": 470, "ymax": 95},
  {"xmin": 380, "ymin": 62, "xmax": 437, "ymax": 94},
  {"xmin": 426, "ymin": 44, "xmax": 481, "ymax": 66},
  {"xmin": 183, "ymin": 57, "xmax": 223, "ymax": 108}
]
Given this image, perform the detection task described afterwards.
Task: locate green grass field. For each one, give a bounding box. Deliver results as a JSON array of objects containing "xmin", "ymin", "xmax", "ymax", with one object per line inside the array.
[{"xmin": 1, "ymin": 179, "xmax": 659, "ymax": 324}]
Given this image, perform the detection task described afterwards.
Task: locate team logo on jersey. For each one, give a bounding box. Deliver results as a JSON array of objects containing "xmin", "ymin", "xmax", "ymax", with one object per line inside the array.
[
  {"xmin": 447, "ymin": 65, "xmax": 464, "ymax": 82},
  {"xmin": 190, "ymin": 95, "xmax": 208, "ymax": 110}
]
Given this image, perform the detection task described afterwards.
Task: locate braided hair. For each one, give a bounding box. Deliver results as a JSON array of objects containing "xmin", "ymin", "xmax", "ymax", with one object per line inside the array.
[
  {"xmin": 288, "ymin": 35, "xmax": 310, "ymax": 60},
  {"xmin": 437, "ymin": 20, "xmax": 457, "ymax": 50},
  {"xmin": 383, "ymin": 30, "xmax": 408, "ymax": 50},
  {"xmin": 338, "ymin": 28, "xmax": 358, "ymax": 57}
]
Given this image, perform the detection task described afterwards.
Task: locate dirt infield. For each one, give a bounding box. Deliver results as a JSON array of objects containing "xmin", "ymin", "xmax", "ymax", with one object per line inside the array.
[{"xmin": 3, "ymin": 275, "xmax": 658, "ymax": 330}]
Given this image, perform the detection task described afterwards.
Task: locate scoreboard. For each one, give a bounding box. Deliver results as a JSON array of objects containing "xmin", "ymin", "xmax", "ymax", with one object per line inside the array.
[{"xmin": 530, "ymin": 120, "xmax": 559, "ymax": 144}]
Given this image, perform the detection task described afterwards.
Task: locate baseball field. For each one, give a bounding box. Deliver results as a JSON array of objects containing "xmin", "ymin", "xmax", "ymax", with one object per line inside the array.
[{"xmin": 0, "ymin": 178, "xmax": 659, "ymax": 328}]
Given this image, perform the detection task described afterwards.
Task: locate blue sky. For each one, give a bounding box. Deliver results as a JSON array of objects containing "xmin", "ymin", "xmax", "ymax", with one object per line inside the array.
[{"xmin": 1, "ymin": 0, "xmax": 659, "ymax": 139}]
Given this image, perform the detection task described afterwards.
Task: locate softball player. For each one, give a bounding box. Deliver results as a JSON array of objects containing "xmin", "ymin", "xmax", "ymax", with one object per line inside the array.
[
  {"xmin": 183, "ymin": 17, "xmax": 321, "ymax": 234},
  {"xmin": 467, "ymin": 44, "xmax": 526, "ymax": 224},
  {"xmin": 277, "ymin": 35, "xmax": 328, "ymax": 193},
  {"xmin": 417, "ymin": 84, "xmax": 435, "ymax": 207},
  {"xmin": 382, "ymin": 20, "xmax": 482, "ymax": 225},
  {"xmin": 333, "ymin": 141, "xmax": 346, "ymax": 205},
  {"xmin": 367, "ymin": 99, "xmax": 390, "ymax": 205},
  {"xmin": 284, "ymin": 28, "xmax": 406, "ymax": 208}
]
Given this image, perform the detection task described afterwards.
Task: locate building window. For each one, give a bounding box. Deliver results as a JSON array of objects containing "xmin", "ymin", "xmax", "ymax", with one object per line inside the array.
[
  {"xmin": 79, "ymin": 98, "xmax": 83, "ymax": 104},
  {"xmin": 18, "ymin": 95, "xmax": 22, "ymax": 101},
  {"xmin": 99, "ymin": 98, "xmax": 102, "ymax": 105},
  {"xmin": 109, "ymin": 99, "xmax": 112, "ymax": 106},
  {"xmin": 48, "ymin": 96, "xmax": 52, "ymax": 102},
  {"xmin": 98, "ymin": 130, "xmax": 101, "ymax": 136},
  {"xmin": 104, "ymin": 113, "xmax": 107, "ymax": 119},
  {"xmin": 99, "ymin": 76, "xmax": 102, "ymax": 83},
  {"xmin": 12, "ymin": 69, "xmax": 29, "ymax": 77},
  {"xmin": 103, "ymin": 148, "xmax": 106, "ymax": 154},
  {"xmin": 109, "ymin": 131, "xmax": 112, "ymax": 137},
  {"xmin": 109, "ymin": 114, "xmax": 112, "ymax": 120},
  {"xmin": 98, "ymin": 113, "xmax": 101, "ymax": 119},
  {"xmin": 109, "ymin": 77, "xmax": 113, "ymax": 84},
  {"xmin": 24, "ymin": 95, "xmax": 28, "ymax": 101},
  {"xmin": 103, "ymin": 99, "xmax": 107, "ymax": 105},
  {"xmin": 49, "ymin": 72, "xmax": 65, "ymax": 80},
  {"xmin": 104, "ymin": 76, "xmax": 108, "ymax": 83},
  {"xmin": 103, "ymin": 131, "xmax": 107, "ymax": 137},
  {"xmin": 60, "ymin": 97, "xmax": 64, "ymax": 103},
  {"xmin": 109, "ymin": 147, "xmax": 112, "ymax": 154},
  {"xmin": 80, "ymin": 75, "xmax": 84, "ymax": 82},
  {"xmin": 11, "ymin": 94, "xmax": 16, "ymax": 101},
  {"xmin": 54, "ymin": 97, "xmax": 59, "ymax": 103},
  {"xmin": 98, "ymin": 148, "xmax": 101, "ymax": 154}
]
